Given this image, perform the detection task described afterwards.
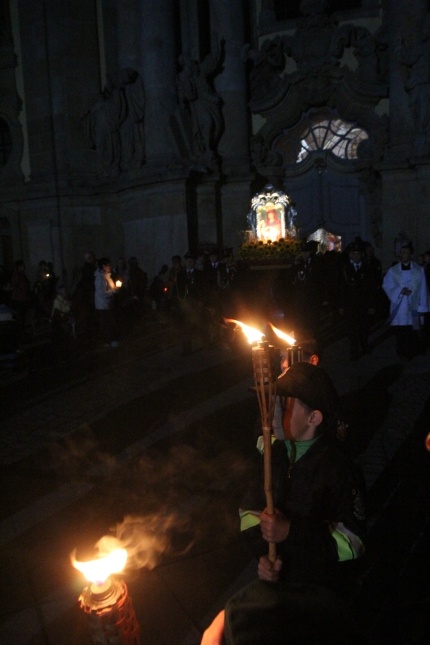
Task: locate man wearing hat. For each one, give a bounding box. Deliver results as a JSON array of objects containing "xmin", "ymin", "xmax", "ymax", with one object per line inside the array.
[
  {"xmin": 202, "ymin": 363, "xmax": 366, "ymax": 644},
  {"xmin": 337, "ymin": 238, "xmax": 379, "ymax": 360},
  {"xmin": 382, "ymin": 242, "xmax": 429, "ymax": 359}
]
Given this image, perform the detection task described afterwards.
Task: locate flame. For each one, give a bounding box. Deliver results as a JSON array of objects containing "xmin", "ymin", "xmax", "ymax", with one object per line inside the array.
[
  {"xmin": 71, "ymin": 548, "xmax": 128, "ymax": 585},
  {"xmin": 225, "ymin": 319, "xmax": 264, "ymax": 344},
  {"xmin": 269, "ymin": 323, "xmax": 297, "ymax": 346},
  {"xmin": 115, "ymin": 280, "xmax": 122, "ymax": 288}
]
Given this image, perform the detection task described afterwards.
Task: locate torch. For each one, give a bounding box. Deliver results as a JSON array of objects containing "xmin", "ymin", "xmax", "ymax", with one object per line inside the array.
[
  {"xmin": 269, "ymin": 323, "xmax": 303, "ymax": 368},
  {"xmin": 226, "ymin": 319, "xmax": 278, "ymax": 562},
  {"xmin": 72, "ymin": 545, "xmax": 141, "ymax": 645}
]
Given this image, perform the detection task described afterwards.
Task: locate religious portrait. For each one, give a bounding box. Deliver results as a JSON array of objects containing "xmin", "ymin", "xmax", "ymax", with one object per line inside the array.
[{"xmin": 256, "ymin": 200, "xmax": 285, "ymax": 241}]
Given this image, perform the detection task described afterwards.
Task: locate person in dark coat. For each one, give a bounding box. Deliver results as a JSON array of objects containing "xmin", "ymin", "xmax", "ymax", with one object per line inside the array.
[
  {"xmin": 337, "ymin": 239, "xmax": 378, "ymax": 360},
  {"xmin": 176, "ymin": 251, "xmax": 206, "ymax": 355},
  {"xmin": 290, "ymin": 240, "xmax": 327, "ymax": 351},
  {"xmin": 149, "ymin": 264, "xmax": 170, "ymax": 312},
  {"xmin": 125, "ymin": 256, "xmax": 148, "ymax": 321}
]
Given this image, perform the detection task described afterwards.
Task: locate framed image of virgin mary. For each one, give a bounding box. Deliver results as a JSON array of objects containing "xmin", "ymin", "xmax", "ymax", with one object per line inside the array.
[
  {"xmin": 249, "ymin": 185, "xmax": 293, "ymax": 241},
  {"xmin": 256, "ymin": 200, "xmax": 285, "ymax": 241}
]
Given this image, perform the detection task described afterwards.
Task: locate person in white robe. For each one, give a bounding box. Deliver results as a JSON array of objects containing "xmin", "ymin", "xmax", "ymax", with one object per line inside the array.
[{"xmin": 382, "ymin": 242, "xmax": 430, "ymax": 359}]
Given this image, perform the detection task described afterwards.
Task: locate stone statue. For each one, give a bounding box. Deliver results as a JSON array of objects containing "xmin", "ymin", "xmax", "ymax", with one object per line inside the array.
[
  {"xmin": 176, "ymin": 43, "xmax": 224, "ymax": 167},
  {"xmin": 84, "ymin": 85, "xmax": 126, "ymax": 177},
  {"xmin": 242, "ymin": 36, "xmax": 286, "ymax": 101},
  {"xmin": 351, "ymin": 26, "xmax": 387, "ymax": 84},
  {"xmin": 107, "ymin": 69, "xmax": 145, "ymax": 168},
  {"xmin": 84, "ymin": 68, "xmax": 145, "ymax": 176},
  {"xmin": 250, "ymin": 134, "xmax": 283, "ymax": 169}
]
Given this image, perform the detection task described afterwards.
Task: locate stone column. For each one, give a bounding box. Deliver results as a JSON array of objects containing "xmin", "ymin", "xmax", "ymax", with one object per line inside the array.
[
  {"xmin": 117, "ymin": 0, "xmax": 140, "ymax": 70},
  {"xmin": 207, "ymin": 0, "xmax": 251, "ymax": 251},
  {"xmin": 139, "ymin": 0, "xmax": 177, "ymax": 168},
  {"xmin": 209, "ymin": 0, "xmax": 249, "ymax": 176},
  {"xmin": 179, "ymin": 0, "xmax": 200, "ymax": 60}
]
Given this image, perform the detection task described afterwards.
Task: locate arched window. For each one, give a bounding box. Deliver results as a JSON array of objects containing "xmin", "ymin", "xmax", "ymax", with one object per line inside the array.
[
  {"xmin": 0, "ymin": 118, "xmax": 12, "ymax": 166},
  {"xmin": 273, "ymin": 111, "xmax": 368, "ymax": 164},
  {"xmin": 297, "ymin": 118, "xmax": 368, "ymax": 161}
]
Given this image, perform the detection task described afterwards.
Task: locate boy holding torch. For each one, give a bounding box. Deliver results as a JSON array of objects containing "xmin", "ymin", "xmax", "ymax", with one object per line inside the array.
[
  {"xmin": 255, "ymin": 362, "xmax": 366, "ymax": 584},
  {"xmin": 203, "ymin": 363, "xmax": 366, "ymax": 644}
]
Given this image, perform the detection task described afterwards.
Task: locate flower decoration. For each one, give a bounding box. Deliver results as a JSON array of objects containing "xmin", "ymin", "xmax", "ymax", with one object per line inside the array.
[{"xmin": 238, "ymin": 236, "xmax": 301, "ymax": 263}]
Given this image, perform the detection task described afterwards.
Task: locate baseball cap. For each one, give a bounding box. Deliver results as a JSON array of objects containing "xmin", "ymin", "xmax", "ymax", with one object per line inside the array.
[{"xmin": 276, "ymin": 362, "xmax": 338, "ymax": 418}]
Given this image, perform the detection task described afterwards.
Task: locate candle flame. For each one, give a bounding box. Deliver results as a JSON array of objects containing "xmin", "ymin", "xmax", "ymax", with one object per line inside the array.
[
  {"xmin": 71, "ymin": 548, "xmax": 127, "ymax": 585},
  {"xmin": 269, "ymin": 323, "xmax": 297, "ymax": 346},
  {"xmin": 225, "ymin": 319, "xmax": 264, "ymax": 344}
]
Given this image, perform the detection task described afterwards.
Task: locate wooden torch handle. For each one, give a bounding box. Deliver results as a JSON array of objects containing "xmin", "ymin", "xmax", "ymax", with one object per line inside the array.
[
  {"xmin": 252, "ymin": 343, "xmax": 277, "ymax": 563},
  {"xmin": 263, "ymin": 424, "xmax": 276, "ymax": 562}
]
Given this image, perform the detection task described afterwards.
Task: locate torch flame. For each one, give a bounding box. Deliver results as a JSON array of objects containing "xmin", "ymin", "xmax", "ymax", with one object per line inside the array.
[
  {"xmin": 225, "ymin": 319, "xmax": 264, "ymax": 344},
  {"xmin": 71, "ymin": 548, "xmax": 128, "ymax": 585},
  {"xmin": 269, "ymin": 323, "xmax": 296, "ymax": 346}
]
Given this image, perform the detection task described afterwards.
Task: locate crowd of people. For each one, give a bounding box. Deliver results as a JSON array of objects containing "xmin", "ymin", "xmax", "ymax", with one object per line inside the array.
[
  {"xmin": 1, "ymin": 236, "xmax": 430, "ymax": 363},
  {"xmin": 1, "ymin": 238, "xmax": 430, "ymax": 643}
]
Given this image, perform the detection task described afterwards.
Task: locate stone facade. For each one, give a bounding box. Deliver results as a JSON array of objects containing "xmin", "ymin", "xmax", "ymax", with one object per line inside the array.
[{"xmin": 0, "ymin": 0, "xmax": 430, "ymax": 284}]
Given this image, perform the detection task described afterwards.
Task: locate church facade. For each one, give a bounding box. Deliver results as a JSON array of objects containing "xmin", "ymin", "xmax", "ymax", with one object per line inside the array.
[{"xmin": 1, "ymin": 0, "xmax": 430, "ymax": 283}]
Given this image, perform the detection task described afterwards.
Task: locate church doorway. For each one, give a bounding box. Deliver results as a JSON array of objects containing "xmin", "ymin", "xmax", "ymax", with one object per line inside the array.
[
  {"xmin": 273, "ymin": 111, "xmax": 371, "ymax": 249},
  {"xmin": 284, "ymin": 163, "xmax": 366, "ymax": 248}
]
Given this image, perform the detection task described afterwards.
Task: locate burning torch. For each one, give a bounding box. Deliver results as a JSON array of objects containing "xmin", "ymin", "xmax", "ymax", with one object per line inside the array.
[
  {"xmin": 269, "ymin": 323, "xmax": 303, "ymax": 368},
  {"xmin": 227, "ymin": 319, "xmax": 279, "ymax": 562},
  {"xmin": 71, "ymin": 542, "xmax": 141, "ymax": 645}
]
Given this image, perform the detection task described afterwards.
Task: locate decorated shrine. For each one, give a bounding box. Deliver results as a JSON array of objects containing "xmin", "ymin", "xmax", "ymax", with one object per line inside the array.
[{"xmin": 238, "ymin": 185, "xmax": 302, "ymax": 265}]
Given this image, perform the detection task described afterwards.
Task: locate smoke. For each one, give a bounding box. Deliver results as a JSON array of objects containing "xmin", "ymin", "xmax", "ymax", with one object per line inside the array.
[
  {"xmin": 109, "ymin": 513, "xmax": 190, "ymax": 571},
  {"xmin": 61, "ymin": 406, "xmax": 255, "ymax": 574},
  {"xmin": 100, "ymin": 441, "xmax": 251, "ymax": 570},
  {"xmin": 81, "ymin": 505, "xmax": 213, "ymax": 576},
  {"xmin": 68, "ymin": 439, "xmax": 252, "ymax": 573}
]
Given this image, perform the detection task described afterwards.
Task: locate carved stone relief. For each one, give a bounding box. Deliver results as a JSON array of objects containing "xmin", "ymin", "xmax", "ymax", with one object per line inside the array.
[
  {"xmin": 83, "ymin": 68, "xmax": 145, "ymax": 178},
  {"xmin": 172, "ymin": 42, "xmax": 225, "ymax": 172}
]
